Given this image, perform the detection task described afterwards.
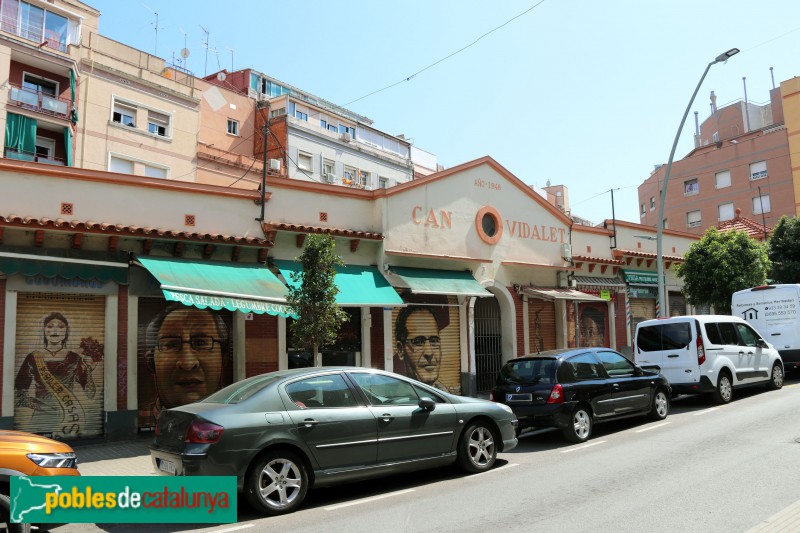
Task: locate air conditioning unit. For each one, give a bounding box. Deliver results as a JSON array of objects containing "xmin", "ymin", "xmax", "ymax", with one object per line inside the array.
[
  {"xmin": 341, "ymin": 132, "xmax": 352, "ymax": 142},
  {"xmin": 557, "ymin": 271, "xmax": 569, "ymax": 288},
  {"xmin": 268, "ymin": 159, "xmax": 281, "ymax": 171},
  {"xmin": 325, "ymin": 173, "xmax": 339, "ymax": 184},
  {"xmin": 561, "ymin": 243, "xmax": 572, "ymax": 261}
]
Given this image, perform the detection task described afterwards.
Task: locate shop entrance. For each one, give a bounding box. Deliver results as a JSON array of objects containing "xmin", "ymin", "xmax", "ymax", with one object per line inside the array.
[{"xmin": 475, "ymin": 296, "xmax": 502, "ymax": 393}]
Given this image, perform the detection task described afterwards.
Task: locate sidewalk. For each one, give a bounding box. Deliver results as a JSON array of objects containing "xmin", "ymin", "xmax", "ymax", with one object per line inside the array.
[{"xmin": 72, "ymin": 434, "xmax": 155, "ymax": 476}]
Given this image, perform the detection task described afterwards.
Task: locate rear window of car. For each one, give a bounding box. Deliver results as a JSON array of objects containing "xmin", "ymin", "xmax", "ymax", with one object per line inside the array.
[
  {"xmin": 636, "ymin": 322, "xmax": 692, "ymax": 352},
  {"xmin": 203, "ymin": 374, "xmax": 280, "ymax": 404},
  {"xmin": 498, "ymin": 359, "xmax": 556, "ymax": 385},
  {"xmin": 705, "ymin": 322, "xmax": 739, "ymax": 345}
]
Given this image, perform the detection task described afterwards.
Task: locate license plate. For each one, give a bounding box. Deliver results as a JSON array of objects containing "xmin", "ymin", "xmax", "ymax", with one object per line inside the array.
[
  {"xmin": 506, "ymin": 393, "xmax": 532, "ymax": 402},
  {"xmin": 158, "ymin": 459, "xmax": 176, "ymax": 474}
]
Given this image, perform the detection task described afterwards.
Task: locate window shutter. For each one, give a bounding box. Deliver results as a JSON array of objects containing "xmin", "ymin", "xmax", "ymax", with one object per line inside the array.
[
  {"xmin": 335, "ymin": 161, "xmax": 344, "ymax": 177},
  {"xmin": 288, "ymin": 147, "xmax": 299, "ymax": 169}
]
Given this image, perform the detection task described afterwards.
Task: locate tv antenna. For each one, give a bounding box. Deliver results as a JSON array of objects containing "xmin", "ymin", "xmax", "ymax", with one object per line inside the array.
[
  {"xmin": 225, "ymin": 46, "xmax": 235, "ymax": 73},
  {"xmin": 142, "ymin": 3, "xmax": 162, "ymax": 56},
  {"xmin": 177, "ymin": 27, "xmax": 189, "ymax": 68},
  {"xmin": 200, "ymin": 25, "xmax": 210, "ymax": 76}
]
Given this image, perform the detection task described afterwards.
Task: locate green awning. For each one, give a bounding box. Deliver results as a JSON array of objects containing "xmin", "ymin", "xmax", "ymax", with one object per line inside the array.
[
  {"xmin": 0, "ymin": 252, "xmax": 128, "ymax": 284},
  {"xmin": 389, "ymin": 267, "xmax": 492, "ymax": 297},
  {"xmin": 274, "ymin": 260, "xmax": 404, "ymax": 306},
  {"xmin": 137, "ymin": 256, "xmax": 293, "ymax": 317}
]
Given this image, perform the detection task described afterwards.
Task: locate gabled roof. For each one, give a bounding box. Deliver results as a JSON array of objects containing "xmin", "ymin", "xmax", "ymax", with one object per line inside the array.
[{"xmin": 717, "ymin": 210, "xmax": 770, "ymax": 241}]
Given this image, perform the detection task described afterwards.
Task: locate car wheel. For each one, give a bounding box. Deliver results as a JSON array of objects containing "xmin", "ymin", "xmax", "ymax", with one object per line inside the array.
[
  {"xmin": 1, "ymin": 493, "xmax": 31, "ymax": 533},
  {"xmin": 648, "ymin": 389, "xmax": 670, "ymax": 421},
  {"xmin": 767, "ymin": 362, "xmax": 784, "ymax": 390},
  {"xmin": 562, "ymin": 406, "xmax": 592, "ymax": 443},
  {"xmin": 712, "ymin": 371, "xmax": 733, "ymax": 404},
  {"xmin": 244, "ymin": 450, "xmax": 309, "ymax": 516},
  {"xmin": 456, "ymin": 422, "xmax": 497, "ymax": 473}
]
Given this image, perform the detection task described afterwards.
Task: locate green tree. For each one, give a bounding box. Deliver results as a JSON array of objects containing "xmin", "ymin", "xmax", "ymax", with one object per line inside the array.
[
  {"xmin": 286, "ymin": 234, "xmax": 348, "ymax": 364},
  {"xmin": 768, "ymin": 216, "xmax": 800, "ymax": 283},
  {"xmin": 676, "ymin": 228, "xmax": 770, "ymax": 314}
]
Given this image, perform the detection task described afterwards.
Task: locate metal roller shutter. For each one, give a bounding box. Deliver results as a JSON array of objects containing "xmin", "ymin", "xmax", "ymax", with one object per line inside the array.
[
  {"xmin": 578, "ymin": 302, "xmax": 609, "ymax": 347},
  {"xmin": 391, "ymin": 296, "xmax": 462, "ymax": 395},
  {"xmin": 630, "ymin": 298, "xmax": 656, "ymax": 333},
  {"xmin": 475, "ymin": 297, "xmax": 501, "ymax": 393},
  {"xmin": 14, "ymin": 293, "xmax": 106, "ymax": 439},
  {"xmin": 528, "ymin": 299, "xmax": 556, "ymax": 352},
  {"xmin": 669, "ymin": 293, "xmax": 686, "ymax": 317}
]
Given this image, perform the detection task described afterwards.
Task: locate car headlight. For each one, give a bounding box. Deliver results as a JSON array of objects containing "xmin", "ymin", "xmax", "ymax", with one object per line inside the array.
[
  {"xmin": 27, "ymin": 452, "xmax": 78, "ymax": 469},
  {"xmin": 496, "ymin": 403, "xmax": 514, "ymax": 415}
]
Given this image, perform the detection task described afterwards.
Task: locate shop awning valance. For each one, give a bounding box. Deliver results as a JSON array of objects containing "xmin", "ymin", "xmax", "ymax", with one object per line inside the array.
[
  {"xmin": 274, "ymin": 260, "xmax": 404, "ymax": 307},
  {"xmin": 137, "ymin": 256, "xmax": 293, "ymax": 317},
  {"xmin": 388, "ymin": 267, "xmax": 492, "ymax": 298},
  {"xmin": 0, "ymin": 251, "xmax": 128, "ymax": 284},
  {"xmin": 573, "ymin": 276, "xmax": 626, "ymax": 288},
  {"xmin": 523, "ymin": 287, "xmax": 606, "ymax": 302}
]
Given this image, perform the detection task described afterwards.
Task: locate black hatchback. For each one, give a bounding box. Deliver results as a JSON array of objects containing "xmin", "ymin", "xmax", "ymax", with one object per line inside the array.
[{"xmin": 491, "ymin": 348, "xmax": 671, "ymax": 443}]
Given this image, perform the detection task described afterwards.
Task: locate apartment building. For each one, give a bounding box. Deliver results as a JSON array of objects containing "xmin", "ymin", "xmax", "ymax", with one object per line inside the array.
[{"xmin": 638, "ymin": 77, "xmax": 799, "ymax": 235}]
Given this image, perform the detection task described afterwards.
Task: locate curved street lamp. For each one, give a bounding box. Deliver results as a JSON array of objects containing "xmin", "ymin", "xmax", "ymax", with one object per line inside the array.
[{"xmin": 656, "ymin": 48, "xmax": 739, "ymax": 317}]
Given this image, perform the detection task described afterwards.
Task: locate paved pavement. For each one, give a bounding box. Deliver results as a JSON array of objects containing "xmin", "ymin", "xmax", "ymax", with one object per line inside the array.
[{"xmin": 72, "ymin": 435, "xmax": 155, "ymax": 476}]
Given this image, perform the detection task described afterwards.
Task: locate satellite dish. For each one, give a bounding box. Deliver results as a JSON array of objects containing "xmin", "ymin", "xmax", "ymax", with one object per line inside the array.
[
  {"xmin": 217, "ymin": 72, "xmax": 227, "ymax": 81},
  {"xmin": 180, "ymin": 47, "xmax": 190, "ymax": 58}
]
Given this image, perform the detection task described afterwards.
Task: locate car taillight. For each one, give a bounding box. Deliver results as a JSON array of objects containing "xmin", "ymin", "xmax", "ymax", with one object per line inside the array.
[
  {"xmin": 547, "ymin": 383, "xmax": 565, "ymax": 404},
  {"xmin": 697, "ymin": 334, "xmax": 706, "ymax": 366},
  {"xmin": 185, "ymin": 420, "xmax": 224, "ymax": 444}
]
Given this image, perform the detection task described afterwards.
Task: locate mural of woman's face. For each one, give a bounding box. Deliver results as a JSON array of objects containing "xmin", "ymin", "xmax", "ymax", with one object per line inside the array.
[{"xmin": 44, "ymin": 318, "xmax": 67, "ymax": 349}]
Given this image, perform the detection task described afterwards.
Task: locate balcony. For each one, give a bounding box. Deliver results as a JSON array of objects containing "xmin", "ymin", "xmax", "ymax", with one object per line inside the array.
[
  {"xmin": 4, "ymin": 148, "xmax": 66, "ymax": 165},
  {"xmin": 8, "ymin": 84, "xmax": 71, "ymax": 121}
]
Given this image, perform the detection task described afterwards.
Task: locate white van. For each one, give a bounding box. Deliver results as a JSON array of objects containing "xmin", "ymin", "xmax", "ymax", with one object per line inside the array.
[
  {"xmin": 633, "ymin": 315, "xmax": 783, "ymax": 403},
  {"xmin": 732, "ymin": 284, "xmax": 800, "ymax": 372}
]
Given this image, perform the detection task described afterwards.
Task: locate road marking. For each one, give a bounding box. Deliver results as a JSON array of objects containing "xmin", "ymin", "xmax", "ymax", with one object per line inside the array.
[
  {"xmin": 467, "ymin": 462, "xmax": 520, "ymax": 478},
  {"xmin": 635, "ymin": 421, "xmax": 671, "ymax": 433},
  {"xmin": 692, "ymin": 407, "xmax": 720, "ymax": 416},
  {"xmin": 560, "ymin": 440, "xmax": 607, "ymax": 453},
  {"xmin": 324, "ymin": 488, "xmax": 416, "ymax": 511},
  {"xmin": 212, "ymin": 525, "xmax": 254, "ymax": 533}
]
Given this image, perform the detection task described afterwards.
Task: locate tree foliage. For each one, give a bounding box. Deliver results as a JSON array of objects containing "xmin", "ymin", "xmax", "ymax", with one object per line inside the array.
[
  {"xmin": 768, "ymin": 216, "xmax": 800, "ymax": 283},
  {"xmin": 676, "ymin": 228, "xmax": 770, "ymax": 314},
  {"xmin": 286, "ymin": 234, "xmax": 348, "ymax": 361}
]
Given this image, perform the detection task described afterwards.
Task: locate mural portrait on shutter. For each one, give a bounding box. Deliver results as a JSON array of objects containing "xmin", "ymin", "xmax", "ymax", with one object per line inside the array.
[
  {"xmin": 579, "ymin": 305, "xmax": 607, "ymax": 348},
  {"xmin": 392, "ymin": 295, "xmax": 461, "ymax": 396},
  {"xmin": 137, "ymin": 300, "xmax": 233, "ymax": 430},
  {"xmin": 14, "ymin": 296, "xmax": 105, "ymax": 439}
]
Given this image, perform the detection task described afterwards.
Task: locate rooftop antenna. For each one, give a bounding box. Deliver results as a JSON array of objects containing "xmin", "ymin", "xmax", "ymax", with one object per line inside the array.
[
  {"xmin": 200, "ymin": 25, "xmax": 210, "ymax": 76},
  {"xmin": 178, "ymin": 27, "xmax": 189, "ymax": 69},
  {"xmin": 225, "ymin": 46, "xmax": 235, "ymax": 73},
  {"xmin": 141, "ymin": 3, "xmax": 161, "ymax": 55}
]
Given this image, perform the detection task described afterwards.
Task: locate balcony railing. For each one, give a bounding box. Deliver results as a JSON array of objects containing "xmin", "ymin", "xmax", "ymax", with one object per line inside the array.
[
  {"xmin": 4, "ymin": 149, "xmax": 66, "ymax": 166},
  {"xmin": 8, "ymin": 84, "xmax": 71, "ymax": 120}
]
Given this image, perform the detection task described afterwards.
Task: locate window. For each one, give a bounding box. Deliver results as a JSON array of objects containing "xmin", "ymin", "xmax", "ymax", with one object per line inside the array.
[
  {"xmin": 320, "ymin": 119, "xmax": 327, "ymax": 129},
  {"xmin": 327, "ymin": 124, "xmax": 337, "ymax": 133},
  {"xmin": 286, "ymin": 374, "xmax": 357, "ymax": 409},
  {"xmin": 663, "ymin": 218, "xmax": 668, "ymax": 230},
  {"xmin": 687, "ymin": 210, "xmax": 702, "ymax": 228},
  {"xmin": 566, "ymin": 353, "xmax": 604, "ymax": 380},
  {"xmin": 735, "ymin": 323, "xmax": 761, "ymax": 347},
  {"xmin": 753, "ymin": 194, "xmax": 771, "ymax": 215},
  {"xmin": 712, "ymin": 131, "xmax": 719, "ymax": 142},
  {"xmin": 650, "ymin": 196, "xmax": 655, "ymax": 210},
  {"xmin": 684, "ymin": 178, "xmax": 699, "ymax": 196},
  {"xmin": 379, "ymin": 177, "xmax": 388, "ymax": 189},
  {"xmin": 226, "ymin": 119, "xmax": 239, "ymax": 136},
  {"xmin": 322, "ymin": 159, "xmax": 334, "ymax": 177},
  {"xmin": 338, "ymin": 124, "xmax": 355, "ymax": 137},
  {"xmin": 715, "ymin": 170, "xmax": 731, "ymax": 189},
  {"xmin": 343, "ymin": 165, "xmax": 357, "ymax": 184},
  {"xmin": 147, "ymin": 110, "xmax": 169, "ymax": 137},
  {"xmin": 34, "ymin": 136, "xmax": 55, "ymax": 160},
  {"xmin": 109, "ymin": 155, "xmax": 134, "ymax": 174},
  {"xmin": 636, "ymin": 322, "xmax": 692, "ymax": 352},
  {"xmin": 112, "ymin": 102, "xmax": 136, "ymax": 127},
  {"xmin": 22, "ymin": 73, "xmax": 57, "ymax": 95},
  {"xmin": 596, "ymin": 351, "xmax": 635, "ymax": 377},
  {"xmin": 144, "ymin": 164, "xmax": 168, "ymax": 179},
  {"xmin": 109, "ymin": 154, "xmax": 168, "ymax": 178},
  {"xmin": 297, "ymin": 152, "xmax": 312, "ymax": 172},
  {"xmin": 718, "ymin": 202, "xmax": 734, "ymax": 221},
  {"xmin": 750, "ymin": 160, "xmax": 768, "ymax": 180},
  {"xmin": 288, "ymin": 101, "xmax": 308, "ymax": 121},
  {"xmin": 349, "ymin": 373, "xmax": 424, "ymax": 406},
  {"xmin": 640, "ymin": 204, "xmax": 646, "ymax": 216}
]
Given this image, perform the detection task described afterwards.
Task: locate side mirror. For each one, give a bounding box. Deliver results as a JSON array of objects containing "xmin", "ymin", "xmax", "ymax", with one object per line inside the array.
[
  {"xmin": 756, "ymin": 338, "xmax": 768, "ymax": 349},
  {"xmin": 633, "ymin": 366, "xmax": 643, "ymax": 376},
  {"xmin": 419, "ymin": 397, "xmax": 436, "ymax": 411}
]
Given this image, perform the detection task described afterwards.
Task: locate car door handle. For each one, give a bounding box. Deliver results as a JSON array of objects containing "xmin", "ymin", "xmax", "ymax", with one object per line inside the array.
[
  {"xmin": 613, "ymin": 384, "xmax": 620, "ymax": 389},
  {"xmin": 739, "ymin": 351, "xmax": 745, "ymax": 356},
  {"xmin": 667, "ymin": 354, "xmax": 679, "ymax": 358},
  {"xmin": 300, "ymin": 418, "xmax": 318, "ymax": 428},
  {"xmin": 380, "ymin": 414, "xmax": 395, "ymax": 423}
]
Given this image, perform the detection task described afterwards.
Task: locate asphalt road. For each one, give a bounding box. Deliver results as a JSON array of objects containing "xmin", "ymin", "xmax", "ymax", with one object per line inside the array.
[{"xmin": 48, "ymin": 374, "xmax": 800, "ymax": 533}]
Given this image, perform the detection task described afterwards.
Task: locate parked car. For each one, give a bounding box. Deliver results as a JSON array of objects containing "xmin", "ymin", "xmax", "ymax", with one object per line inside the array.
[
  {"xmin": 634, "ymin": 315, "xmax": 784, "ymax": 404},
  {"xmin": 150, "ymin": 367, "xmax": 518, "ymax": 516},
  {"xmin": 0, "ymin": 430, "xmax": 80, "ymax": 533},
  {"xmin": 491, "ymin": 348, "xmax": 670, "ymax": 443},
  {"xmin": 732, "ymin": 284, "xmax": 800, "ymax": 372}
]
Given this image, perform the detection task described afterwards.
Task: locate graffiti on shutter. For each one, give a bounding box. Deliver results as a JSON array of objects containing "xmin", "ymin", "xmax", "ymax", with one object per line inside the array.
[
  {"xmin": 14, "ymin": 294, "xmax": 106, "ymax": 439},
  {"xmin": 578, "ymin": 302, "xmax": 609, "ymax": 348},
  {"xmin": 137, "ymin": 299, "xmax": 234, "ymax": 430},
  {"xmin": 391, "ymin": 295, "xmax": 461, "ymax": 396},
  {"xmin": 528, "ymin": 300, "xmax": 556, "ymax": 352}
]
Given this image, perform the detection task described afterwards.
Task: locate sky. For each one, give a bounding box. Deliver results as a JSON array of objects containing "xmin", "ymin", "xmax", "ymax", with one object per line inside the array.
[{"xmin": 87, "ymin": 0, "xmax": 800, "ymax": 226}]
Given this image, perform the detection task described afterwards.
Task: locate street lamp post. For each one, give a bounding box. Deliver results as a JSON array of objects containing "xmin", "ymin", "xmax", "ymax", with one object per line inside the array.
[{"xmin": 656, "ymin": 48, "xmax": 739, "ymax": 317}]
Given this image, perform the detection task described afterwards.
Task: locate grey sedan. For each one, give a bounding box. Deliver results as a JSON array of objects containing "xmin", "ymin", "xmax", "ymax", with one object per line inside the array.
[{"xmin": 150, "ymin": 367, "xmax": 517, "ymax": 515}]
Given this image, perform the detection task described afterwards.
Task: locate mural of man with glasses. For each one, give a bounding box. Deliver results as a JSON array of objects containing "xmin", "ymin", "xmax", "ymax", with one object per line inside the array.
[
  {"xmin": 394, "ymin": 306, "xmax": 454, "ymax": 393},
  {"xmin": 143, "ymin": 304, "xmax": 229, "ymax": 422}
]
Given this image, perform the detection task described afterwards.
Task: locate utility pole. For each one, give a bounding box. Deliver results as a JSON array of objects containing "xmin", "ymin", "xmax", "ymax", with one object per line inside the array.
[
  {"xmin": 609, "ymin": 188, "xmax": 619, "ymax": 249},
  {"xmin": 256, "ymin": 102, "xmax": 269, "ymax": 222}
]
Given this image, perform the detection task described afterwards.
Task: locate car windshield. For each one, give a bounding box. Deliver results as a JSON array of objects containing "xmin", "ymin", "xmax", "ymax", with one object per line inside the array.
[
  {"xmin": 498, "ymin": 359, "xmax": 556, "ymax": 384},
  {"xmin": 203, "ymin": 374, "xmax": 280, "ymax": 404}
]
